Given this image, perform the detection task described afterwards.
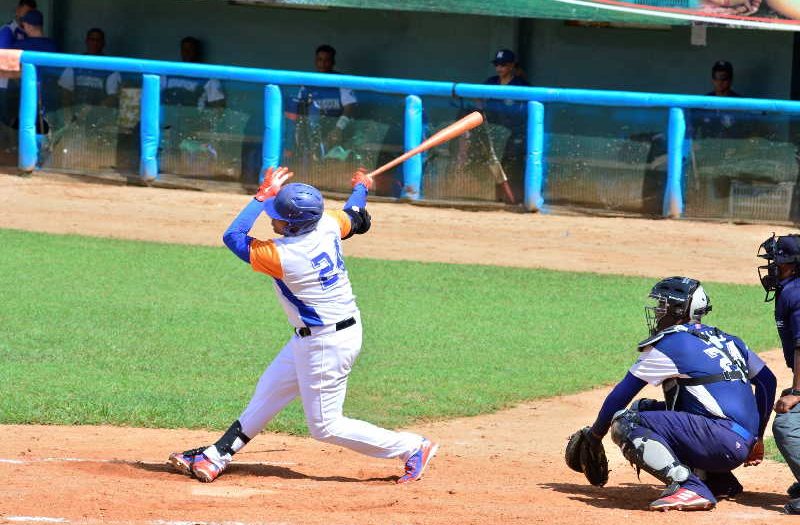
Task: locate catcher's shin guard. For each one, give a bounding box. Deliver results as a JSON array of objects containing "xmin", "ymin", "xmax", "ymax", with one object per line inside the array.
[{"xmin": 610, "ymin": 409, "xmax": 690, "ymax": 486}]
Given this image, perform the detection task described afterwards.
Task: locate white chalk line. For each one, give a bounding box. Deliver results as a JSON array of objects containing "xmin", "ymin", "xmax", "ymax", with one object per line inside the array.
[
  {"xmin": 5, "ymin": 519, "xmax": 294, "ymax": 525},
  {"xmin": 0, "ymin": 457, "xmax": 296, "ymax": 466},
  {"xmin": 5, "ymin": 518, "xmax": 68, "ymax": 523}
]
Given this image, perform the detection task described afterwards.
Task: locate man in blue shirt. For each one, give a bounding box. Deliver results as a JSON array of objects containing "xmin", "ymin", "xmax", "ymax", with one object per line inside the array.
[
  {"xmin": 758, "ymin": 234, "xmax": 800, "ymax": 514},
  {"xmin": 0, "ymin": 0, "xmax": 35, "ymax": 49},
  {"xmin": 12, "ymin": 9, "xmax": 55, "ymax": 52},
  {"xmin": 284, "ymin": 44, "xmax": 357, "ymax": 163},
  {"xmin": 7, "ymin": 9, "xmax": 55, "ymax": 142},
  {"xmin": 482, "ymin": 49, "xmax": 529, "ymax": 202},
  {"xmin": 577, "ymin": 276, "xmax": 775, "ymax": 511}
]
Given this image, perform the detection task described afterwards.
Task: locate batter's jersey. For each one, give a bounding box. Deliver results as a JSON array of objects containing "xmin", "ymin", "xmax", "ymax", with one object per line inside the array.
[
  {"xmin": 632, "ymin": 323, "xmax": 765, "ymax": 437},
  {"xmin": 775, "ymin": 276, "xmax": 800, "ymax": 369},
  {"xmin": 249, "ymin": 211, "xmax": 357, "ymax": 328}
]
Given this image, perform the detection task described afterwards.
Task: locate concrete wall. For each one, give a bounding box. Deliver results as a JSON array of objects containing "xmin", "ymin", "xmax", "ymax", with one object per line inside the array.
[
  {"xmin": 51, "ymin": 0, "xmax": 515, "ymax": 83},
  {"xmin": 44, "ymin": 0, "xmax": 794, "ymax": 99},
  {"xmin": 522, "ymin": 18, "xmax": 793, "ymax": 99}
]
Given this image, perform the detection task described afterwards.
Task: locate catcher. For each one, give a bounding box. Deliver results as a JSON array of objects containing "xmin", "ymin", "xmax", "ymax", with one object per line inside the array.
[{"xmin": 566, "ymin": 276, "xmax": 776, "ymax": 511}]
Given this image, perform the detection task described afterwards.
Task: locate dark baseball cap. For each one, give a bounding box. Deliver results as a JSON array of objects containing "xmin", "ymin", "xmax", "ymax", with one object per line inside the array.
[
  {"xmin": 20, "ymin": 9, "xmax": 43, "ymax": 26},
  {"xmin": 711, "ymin": 60, "xmax": 733, "ymax": 77},
  {"xmin": 492, "ymin": 49, "xmax": 516, "ymax": 65}
]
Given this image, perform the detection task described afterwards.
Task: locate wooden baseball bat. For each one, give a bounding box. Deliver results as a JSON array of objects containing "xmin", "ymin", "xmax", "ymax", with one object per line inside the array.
[{"xmin": 367, "ymin": 111, "xmax": 484, "ymax": 179}]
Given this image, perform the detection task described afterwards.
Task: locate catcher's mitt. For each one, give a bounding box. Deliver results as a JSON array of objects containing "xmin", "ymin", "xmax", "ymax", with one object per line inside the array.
[{"xmin": 565, "ymin": 426, "xmax": 609, "ymax": 487}]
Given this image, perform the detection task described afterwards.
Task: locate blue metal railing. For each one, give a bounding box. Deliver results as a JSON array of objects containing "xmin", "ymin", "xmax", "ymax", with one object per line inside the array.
[{"xmin": 18, "ymin": 51, "xmax": 800, "ymax": 216}]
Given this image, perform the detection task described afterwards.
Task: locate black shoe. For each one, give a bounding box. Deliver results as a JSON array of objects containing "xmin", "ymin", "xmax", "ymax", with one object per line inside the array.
[
  {"xmin": 788, "ymin": 482, "xmax": 800, "ymax": 499},
  {"xmin": 714, "ymin": 480, "xmax": 743, "ymax": 500},
  {"xmin": 784, "ymin": 497, "xmax": 800, "ymax": 515}
]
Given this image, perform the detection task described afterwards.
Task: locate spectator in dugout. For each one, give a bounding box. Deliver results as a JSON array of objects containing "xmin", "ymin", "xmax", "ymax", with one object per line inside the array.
[
  {"xmin": 161, "ymin": 36, "xmax": 225, "ymax": 110},
  {"xmin": 58, "ymin": 28, "xmax": 122, "ymax": 115},
  {"xmin": 7, "ymin": 9, "xmax": 55, "ymax": 138},
  {"xmin": 0, "ymin": 0, "xmax": 35, "ymax": 49},
  {"xmin": 284, "ymin": 44, "xmax": 357, "ymax": 159},
  {"xmin": 11, "ymin": 8, "xmax": 55, "ymax": 52},
  {"xmin": 690, "ymin": 60, "xmax": 744, "ymax": 140},
  {"xmin": 0, "ymin": 0, "xmax": 35, "ymax": 132},
  {"xmin": 480, "ymin": 48, "xmax": 530, "ymax": 201}
]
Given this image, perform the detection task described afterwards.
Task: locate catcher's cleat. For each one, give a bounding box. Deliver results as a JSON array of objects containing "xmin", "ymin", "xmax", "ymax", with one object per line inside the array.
[
  {"xmin": 397, "ymin": 438, "xmax": 439, "ymax": 484},
  {"xmin": 785, "ymin": 497, "xmax": 800, "ymax": 515},
  {"xmin": 649, "ymin": 488, "xmax": 715, "ymax": 511},
  {"xmin": 714, "ymin": 479, "xmax": 743, "ymax": 500},
  {"xmin": 167, "ymin": 447, "xmax": 208, "ymax": 477}
]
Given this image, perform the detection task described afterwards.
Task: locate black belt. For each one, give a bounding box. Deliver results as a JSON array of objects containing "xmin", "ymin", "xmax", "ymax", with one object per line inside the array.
[{"xmin": 296, "ymin": 317, "xmax": 356, "ymax": 337}]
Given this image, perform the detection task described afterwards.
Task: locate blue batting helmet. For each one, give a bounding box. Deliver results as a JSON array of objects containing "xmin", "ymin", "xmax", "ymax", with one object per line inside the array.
[{"xmin": 263, "ymin": 183, "xmax": 324, "ymax": 237}]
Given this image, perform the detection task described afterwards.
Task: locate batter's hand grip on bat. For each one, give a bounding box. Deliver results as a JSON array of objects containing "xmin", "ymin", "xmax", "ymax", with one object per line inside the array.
[{"xmin": 366, "ymin": 111, "xmax": 484, "ymax": 179}]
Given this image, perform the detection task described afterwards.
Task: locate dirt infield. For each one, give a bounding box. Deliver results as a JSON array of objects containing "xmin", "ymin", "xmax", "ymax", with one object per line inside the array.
[{"xmin": 1, "ymin": 172, "xmax": 796, "ymax": 524}]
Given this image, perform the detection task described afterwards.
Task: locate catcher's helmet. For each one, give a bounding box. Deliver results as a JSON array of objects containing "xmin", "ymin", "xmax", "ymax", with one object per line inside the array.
[
  {"xmin": 757, "ymin": 233, "xmax": 800, "ymax": 302},
  {"xmin": 264, "ymin": 183, "xmax": 324, "ymax": 237},
  {"xmin": 645, "ymin": 276, "xmax": 711, "ymax": 336}
]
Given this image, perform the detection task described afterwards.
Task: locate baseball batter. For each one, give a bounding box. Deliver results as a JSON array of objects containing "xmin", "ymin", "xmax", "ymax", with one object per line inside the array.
[
  {"xmin": 575, "ymin": 277, "xmax": 776, "ymax": 511},
  {"xmin": 168, "ymin": 167, "xmax": 437, "ymax": 483}
]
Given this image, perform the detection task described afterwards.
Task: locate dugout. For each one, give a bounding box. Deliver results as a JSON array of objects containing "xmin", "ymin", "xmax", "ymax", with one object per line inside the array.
[{"xmin": 5, "ymin": 0, "xmax": 800, "ymax": 222}]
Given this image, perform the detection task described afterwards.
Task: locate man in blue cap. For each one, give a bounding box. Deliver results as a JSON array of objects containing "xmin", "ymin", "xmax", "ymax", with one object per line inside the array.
[
  {"xmin": 481, "ymin": 49, "xmax": 530, "ymax": 202},
  {"xmin": 12, "ymin": 9, "xmax": 56, "ymax": 52}
]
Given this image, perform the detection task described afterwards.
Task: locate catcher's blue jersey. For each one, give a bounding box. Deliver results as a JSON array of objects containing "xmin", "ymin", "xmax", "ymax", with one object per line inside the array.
[{"xmin": 631, "ymin": 323, "xmax": 765, "ymax": 438}]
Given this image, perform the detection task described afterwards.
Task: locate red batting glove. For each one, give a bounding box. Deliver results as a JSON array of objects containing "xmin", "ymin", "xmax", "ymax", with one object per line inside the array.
[
  {"xmin": 255, "ymin": 166, "xmax": 294, "ymax": 201},
  {"xmin": 351, "ymin": 168, "xmax": 373, "ymax": 191}
]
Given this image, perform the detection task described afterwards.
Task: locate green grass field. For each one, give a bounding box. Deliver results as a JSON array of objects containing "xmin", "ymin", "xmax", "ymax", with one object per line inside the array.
[{"xmin": 0, "ymin": 228, "xmax": 781, "ymax": 437}]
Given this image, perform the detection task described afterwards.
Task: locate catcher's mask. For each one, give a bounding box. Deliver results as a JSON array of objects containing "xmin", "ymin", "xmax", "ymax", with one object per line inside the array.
[
  {"xmin": 264, "ymin": 183, "xmax": 324, "ymax": 237},
  {"xmin": 757, "ymin": 233, "xmax": 800, "ymax": 302},
  {"xmin": 645, "ymin": 276, "xmax": 711, "ymax": 336}
]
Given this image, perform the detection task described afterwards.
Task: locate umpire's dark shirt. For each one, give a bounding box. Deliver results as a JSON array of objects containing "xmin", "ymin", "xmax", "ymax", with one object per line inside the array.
[{"xmin": 776, "ymin": 276, "xmax": 800, "ymax": 369}]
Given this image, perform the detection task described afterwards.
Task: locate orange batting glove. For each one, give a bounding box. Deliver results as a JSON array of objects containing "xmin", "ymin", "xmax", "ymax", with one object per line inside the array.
[
  {"xmin": 255, "ymin": 166, "xmax": 294, "ymax": 201},
  {"xmin": 351, "ymin": 167, "xmax": 373, "ymax": 191}
]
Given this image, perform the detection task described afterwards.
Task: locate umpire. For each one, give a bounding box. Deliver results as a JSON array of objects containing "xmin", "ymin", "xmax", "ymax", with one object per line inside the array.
[{"xmin": 758, "ymin": 234, "xmax": 800, "ymax": 514}]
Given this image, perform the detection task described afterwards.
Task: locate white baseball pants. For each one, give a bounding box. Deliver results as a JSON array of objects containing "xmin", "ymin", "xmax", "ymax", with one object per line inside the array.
[{"xmin": 238, "ymin": 314, "xmax": 422, "ymax": 460}]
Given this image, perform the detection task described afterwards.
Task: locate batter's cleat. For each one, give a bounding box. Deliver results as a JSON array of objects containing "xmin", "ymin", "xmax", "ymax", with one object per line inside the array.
[
  {"xmin": 397, "ymin": 438, "xmax": 439, "ymax": 484},
  {"xmin": 649, "ymin": 488, "xmax": 715, "ymax": 511},
  {"xmin": 190, "ymin": 452, "xmax": 227, "ymax": 483},
  {"xmin": 168, "ymin": 446, "xmax": 227, "ymax": 482},
  {"xmin": 167, "ymin": 447, "xmax": 208, "ymax": 477},
  {"xmin": 788, "ymin": 481, "xmax": 800, "ymax": 499}
]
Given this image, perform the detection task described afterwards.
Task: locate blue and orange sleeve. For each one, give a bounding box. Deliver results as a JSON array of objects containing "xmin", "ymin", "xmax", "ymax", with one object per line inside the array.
[
  {"xmin": 325, "ymin": 210, "xmax": 352, "ymax": 239},
  {"xmin": 223, "ymin": 199, "xmax": 262, "ymax": 263},
  {"xmin": 250, "ymin": 239, "xmax": 283, "ymax": 278},
  {"xmin": 222, "ymin": 199, "xmax": 284, "ymax": 278}
]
